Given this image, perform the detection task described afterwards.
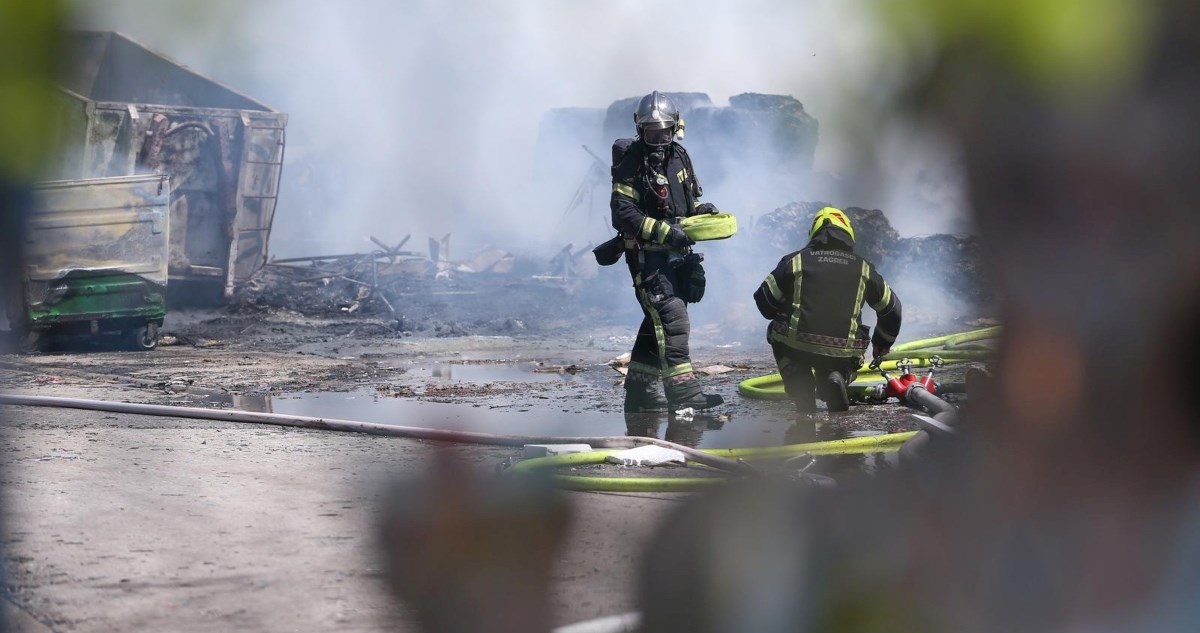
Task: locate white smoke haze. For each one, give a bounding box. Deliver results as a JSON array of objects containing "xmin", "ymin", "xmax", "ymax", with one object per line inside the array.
[
  {"xmin": 66, "ymin": 0, "xmax": 978, "ymax": 336},
  {"xmin": 68, "ymin": 0, "xmax": 966, "ymax": 251}
]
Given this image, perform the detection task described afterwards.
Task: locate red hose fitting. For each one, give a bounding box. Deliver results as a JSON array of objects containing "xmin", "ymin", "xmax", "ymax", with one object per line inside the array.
[
  {"xmin": 885, "ymin": 373, "xmax": 938, "ymax": 401},
  {"xmin": 885, "ymin": 376, "xmax": 910, "ymax": 399}
]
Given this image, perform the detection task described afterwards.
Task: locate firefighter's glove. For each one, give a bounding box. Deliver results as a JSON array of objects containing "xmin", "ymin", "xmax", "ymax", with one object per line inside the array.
[
  {"xmin": 872, "ymin": 344, "xmax": 891, "ymax": 361},
  {"xmin": 696, "ymin": 202, "xmax": 720, "ymax": 215},
  {"xmin": 665, "ymin": 225, "xmax": 696, "ymax": 249}
]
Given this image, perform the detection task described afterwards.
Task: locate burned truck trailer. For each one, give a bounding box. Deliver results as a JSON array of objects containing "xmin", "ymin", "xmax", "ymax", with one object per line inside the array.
[{"xmin": 51, "ymin": 31, "xmax": 287, "ymax": 300}]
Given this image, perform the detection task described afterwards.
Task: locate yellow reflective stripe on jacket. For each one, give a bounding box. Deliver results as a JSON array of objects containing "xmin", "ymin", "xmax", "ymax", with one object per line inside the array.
[
  {"xmin": 869, "ymin": 281, "xmax": 892, "ymax": 312},
  {"xmin": 614, "ymin": 183, "xmax": 639, "ymax": 201},
  {"xmin": 676, "ymin": 167, "xmax": 688, "ymax": 183},
  {"xmin": 764, "ymin": 273, "xmax": 784, "ymax": 302},
  {"xmin": 786, "ymin": 253, "xmax": 803, "ymax": 337},
  {"xmin": 640, "ymin": 217, "xmax": 657, "ymax": 240},
  {"xmin": 847, "ymin": 261, "xmax": 868, "ymax": 347},
  {"xmin": 653, "ymin": 221, "xmax": 671, "ymax": 244}
]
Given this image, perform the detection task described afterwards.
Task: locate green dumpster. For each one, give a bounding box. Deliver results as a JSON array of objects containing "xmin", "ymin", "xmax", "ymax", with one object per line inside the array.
[{"xmin": 11, "ymin": 174, "xmax": 171, "ymax": 351}]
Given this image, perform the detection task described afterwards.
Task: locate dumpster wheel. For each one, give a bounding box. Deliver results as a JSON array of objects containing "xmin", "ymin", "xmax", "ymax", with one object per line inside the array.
[{"xmin": 127, "ymin": 323, "xmax": 160, "ymax": 351}]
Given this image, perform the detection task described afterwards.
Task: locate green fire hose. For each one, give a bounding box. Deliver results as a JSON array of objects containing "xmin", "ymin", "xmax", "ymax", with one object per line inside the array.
[
  {"xmin": 891, "ymin": 326, "xmax": 1002, "ymax": 352},
  {"xmin": 513, "ymin": 450, "xmax": 724, "ymax": 492},
  {"xmin": 680, "ymin": 213, "xmax": 738, "ymax": 241},
  {"xmin": 512, "ymin": 432, "xmax": 917, "ymax": 492},
  {"xmin": 739, "ymin": 326, "xmax": 1000, "ymax": 401}
]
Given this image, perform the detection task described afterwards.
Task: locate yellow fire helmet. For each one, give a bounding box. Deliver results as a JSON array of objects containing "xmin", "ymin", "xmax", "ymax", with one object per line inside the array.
[
  {"xmin": 681, "ymin": 212, "xmax": 738, "ymax": 241},
  {"xmin": 809, "ymin": 206, "xmax": 855, "ymax": 242}
]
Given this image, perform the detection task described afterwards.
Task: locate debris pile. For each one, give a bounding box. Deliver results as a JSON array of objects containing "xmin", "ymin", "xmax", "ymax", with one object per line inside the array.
[
  {"xmin": 227, "ymin": 235, "xmax": 636, "ymax": 338},
  {"xmin": 233, "ymin": 256, "xmax": 407, "ymax": 317},
  {"xmin": 232, "ymin": 234, "xmax": 532, "ymax": 316},
  {"xmin": 753, "ymin": 202, "xmax": 989, "ymax": 306},
  {"xmin": 754, "ymin": 202, "xmax": 897, "ymax": 263},
  {"xmin": 886, "ymin": 234, "xmax": 988, "ymax": 306}
]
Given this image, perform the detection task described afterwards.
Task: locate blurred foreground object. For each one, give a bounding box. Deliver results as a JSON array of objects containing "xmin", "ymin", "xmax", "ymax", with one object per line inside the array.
[
  {"xmin": 0, "ymin": 0, "xmax": 66, "ymax": 348},
  {"xmin": 0, "ymin": 2, "xmax": 66, "ymax": 629},
  {"xmin": 380, "ymin": 452, "xmax": 572, "ymax": 633},
  {"xmin": 640, "ymin": 1, "xmax": 1200, "ymax": 632},
  {"xmin": 901, "ymin": 0, "xmax": 1200, "ymax": 627},
  {"xmin": 0, "ymin": 0, "xmax": 64, "ymax": 183}
]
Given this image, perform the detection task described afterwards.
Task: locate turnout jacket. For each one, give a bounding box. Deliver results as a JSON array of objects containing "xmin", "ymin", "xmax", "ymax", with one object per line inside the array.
[
  {"xmin": 610, "ymin": 138, "xmax": 703, "ymax": 245},
  {"xmin": 754, "ymin": 234, "xmax": 902, "ymax": 357}
]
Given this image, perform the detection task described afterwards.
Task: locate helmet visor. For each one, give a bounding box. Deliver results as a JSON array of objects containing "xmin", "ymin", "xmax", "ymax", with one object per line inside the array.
[{"xmin": 641, "ymin": 125, "xmax": 674, "ymax": 146}]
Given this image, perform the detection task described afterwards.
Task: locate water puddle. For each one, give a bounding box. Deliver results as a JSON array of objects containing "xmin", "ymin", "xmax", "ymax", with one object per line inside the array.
[
  {"xmin": 406, "ymin": 362, "xmax": 579, "ymax": 383},
  {"xmin": 809, "ymin": 426, "xmax": 900, "ymax": 478},
  {"xmin": 196, "ymin": 389, "xmax": 905, "ymax": 455},
  {"xmin": 272, "ymin": 391, "xmax": 625, "ymax": 438},
  {"xmin": 270, "ymin": 392, "xmax": 759, "ymax": 447}
]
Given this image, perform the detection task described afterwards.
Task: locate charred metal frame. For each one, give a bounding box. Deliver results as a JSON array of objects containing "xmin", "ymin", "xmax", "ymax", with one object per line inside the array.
[{"xmin": 52, "ymin": 31, "xmax": 288, "ymax": 300}]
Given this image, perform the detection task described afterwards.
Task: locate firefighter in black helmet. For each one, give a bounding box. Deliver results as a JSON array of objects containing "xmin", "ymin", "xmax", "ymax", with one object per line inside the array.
[
  {"xmin": 754, "ymin": 207, "xmax": 902, "ymax": 422},
  {"xmin": 611, "ymin": 91, "xmax": 723, "ymax": 413}
]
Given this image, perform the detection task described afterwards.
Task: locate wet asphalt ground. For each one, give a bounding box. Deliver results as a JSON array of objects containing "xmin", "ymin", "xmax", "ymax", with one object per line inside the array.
[{"xmin": 0, "ymin": 309, "xmax": 980, "ymax": 631}]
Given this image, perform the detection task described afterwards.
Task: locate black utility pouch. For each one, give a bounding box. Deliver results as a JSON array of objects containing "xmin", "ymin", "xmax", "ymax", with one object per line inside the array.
[
  {"xmin": 592, "ymin": 235, "xmax": 624, "ymax": 266},
  {"xmin": 679, "ymin": 252, "xmax": 706, "ymax": 303}
]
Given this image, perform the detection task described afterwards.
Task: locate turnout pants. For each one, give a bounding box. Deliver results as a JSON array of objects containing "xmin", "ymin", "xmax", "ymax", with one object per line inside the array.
[
  {"xmin": 626, "ymin": 251, "xmax": 695, "ymax": 388},
  {"xmin": 770, "ymin": 342, "xmax": 861, "ymax": 413}
]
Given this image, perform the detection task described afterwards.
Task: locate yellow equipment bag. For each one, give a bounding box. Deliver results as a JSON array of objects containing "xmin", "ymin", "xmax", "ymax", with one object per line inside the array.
[{"xmin": 680, "ymin": 213, "xmax": 738, "ymax": 241}]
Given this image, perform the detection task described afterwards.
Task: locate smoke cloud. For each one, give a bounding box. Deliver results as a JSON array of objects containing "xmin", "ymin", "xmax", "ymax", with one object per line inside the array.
[
  {"xmin": 66, "ymin": 0, "xmax": 979, "ymax": 338},
  {"xmin": 68, "ymin": 0, "xmax": 965, "ymax": 251}
]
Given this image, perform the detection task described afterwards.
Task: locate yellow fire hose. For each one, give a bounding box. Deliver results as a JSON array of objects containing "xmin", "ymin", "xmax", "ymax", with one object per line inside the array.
[
  {"xmin": 680, "ymin": 213, "xmax": 738, "ymax": 241},
  {"xmin": 532, "ymin": 328, "xmax": 1001, "ymax": 490},
  {"xmin": 891, "ymin": 325, "xmax": 1002, "ymax": 352},
  {"xmin": 511, "ymin": 432, "xmax": 917, "ymax": 492},
  {"xmin": 738, "ymin": 326, "xmax": 1000, "ymax": 401},
  {"xmin": 512, "ymin": 329, "xmax": 999, "ymax": 491}
]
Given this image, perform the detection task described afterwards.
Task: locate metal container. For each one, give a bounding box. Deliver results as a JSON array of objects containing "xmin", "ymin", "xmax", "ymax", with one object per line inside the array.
[
  {"xmin": 11, "ymin": 174, "xmax": 171, "ymax": 350},
  {"xmin": 52, "ymin": 30, "xmax": 287, "ymax": 299}
]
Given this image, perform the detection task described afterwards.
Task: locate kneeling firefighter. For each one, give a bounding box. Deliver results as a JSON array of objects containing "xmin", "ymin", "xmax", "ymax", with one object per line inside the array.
[
  {"xmin": 753, "ymin": 207, "xmax": 902, "ymax": 414},
  {"xmin": 600, "ymin": 91, "xmax": 724, "ymax": 413}
]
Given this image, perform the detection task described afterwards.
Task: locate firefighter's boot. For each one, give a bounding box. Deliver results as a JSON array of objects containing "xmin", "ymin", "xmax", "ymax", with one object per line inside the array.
[
  {"xmin": 820, "ymin": 371, "xmax": 850, "ymax": 412},
  {"xmin": 664, "ymin": 372, "xmax": 724, "ymax": 414},
  {"xmin": 624, "ymin": 371, "xmax": 668, "ymax": 413}
]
